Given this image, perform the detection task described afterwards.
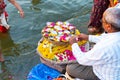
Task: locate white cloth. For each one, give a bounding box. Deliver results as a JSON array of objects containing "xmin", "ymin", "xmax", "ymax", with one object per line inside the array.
[
  {"xmin": 0, "ymin": 13, "xmax": 9, "ymax": 28},
  {"xmin": 72, "ymin": 32, "xmax": 120, "ymax": 80},
  {"xmin": 0, "ymin": 0, "xmax": 7, "ymax": 3}
]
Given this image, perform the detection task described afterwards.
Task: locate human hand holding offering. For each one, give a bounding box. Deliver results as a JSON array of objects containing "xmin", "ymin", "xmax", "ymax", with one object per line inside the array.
[
  {"xmin": 69, "ymin": 36, "xmax": 77, "ymax": 45},
  {"xmin": 69, "ymin": 33, "xmax": 88, "ymax": 44},
  {"xmin": 77, "ymin": 33, "xmax": 89, "ymax": 41}
]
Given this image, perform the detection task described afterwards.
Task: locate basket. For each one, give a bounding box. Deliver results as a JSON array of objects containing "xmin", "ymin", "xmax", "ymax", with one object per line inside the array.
[
  {"xmin": 37, "ymin": 51, "xmax": 77, "ymax": 73},
  {"xmin": 37, "ymin": 38, "xmax": 76, "ymax": 73},
  {"xmin": 37, "ymin": 38, "xmax": 89, "ymax": 73},
  {"xmin": 48, "ymin": 39, "xmax": 69, "ymax": 46}
]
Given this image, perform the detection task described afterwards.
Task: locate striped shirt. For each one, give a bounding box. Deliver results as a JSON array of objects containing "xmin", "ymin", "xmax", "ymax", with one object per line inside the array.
[{"xmin": 72, "ymin": 32, "xmax": 120, "ymax": 80}]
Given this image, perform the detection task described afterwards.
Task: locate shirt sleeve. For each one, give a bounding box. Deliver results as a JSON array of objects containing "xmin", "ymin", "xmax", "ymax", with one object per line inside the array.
[
  {"xmin": 89, "ymin": 35, "xmax": 102, "ymax": 43},
  {"xmin": 89, "ymin": 33, "xmax": 107, "ymax": 43},
  {"xmin": 72, "ymin": 43, "xmax": 108, "ymax": 66}
]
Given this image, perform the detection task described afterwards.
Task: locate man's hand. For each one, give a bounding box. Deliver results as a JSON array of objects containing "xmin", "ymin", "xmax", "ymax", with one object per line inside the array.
[
  {"xmin": 69, "ymin": 36, "xmax": 77, "ymax": 45},
  {"xmin": 69, "ymin": 33, "xmax": 88, "ymax": 45},
  {"xmin": 77, "ymin": 33, "xmax": 88, "ymax": 41}
]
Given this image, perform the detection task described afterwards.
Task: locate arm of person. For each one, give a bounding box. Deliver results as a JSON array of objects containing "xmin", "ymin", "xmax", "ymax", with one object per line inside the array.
[
  {"xmin": 8, "ymin": 0, "xmax": 24, "ymax": 18},
  {"xmin": 72, "ymin": 43, "xmax": 109, "ymax": 66},
  {"xmin": 89, "ymin": 35, "xmax": 102, "ymax": 43},
  {"xmin": 69, "ymin": 36, "xmax": 108, "ymax": 66},
  {"xmin": 77, "ymin": 33, "xmax": 104, "ymax": 43}
]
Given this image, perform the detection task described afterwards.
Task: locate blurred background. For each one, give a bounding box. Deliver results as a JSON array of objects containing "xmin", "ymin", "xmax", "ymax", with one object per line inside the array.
[{"xmin": 0, "ymin": 0, "xmax": 92, "ymax": 80}]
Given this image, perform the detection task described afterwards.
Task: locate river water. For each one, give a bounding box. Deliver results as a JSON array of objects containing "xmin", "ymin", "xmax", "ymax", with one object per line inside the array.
[{"xmin": 0, "ymin": 0, "xmax": 92, "ymax": 80}]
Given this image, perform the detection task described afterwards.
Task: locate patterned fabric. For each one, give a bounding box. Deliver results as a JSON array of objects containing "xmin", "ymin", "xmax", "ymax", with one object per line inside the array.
[
  {"xmin": 88, "ymin": 0, "xmax": 110, "ymax": 28},
  {"xmin": 0, "ymin": 1, "xmax": 6, "ymax": 9},
  {"xmin": 0, "ymin": 25, "xmax": 7, "ymax": 33},
  {"xmin": 71, "ymin": 32, "xmax": 120, "ymax": 80},
  {"xmin": 4, "ymin": 11, "xmax": 8, "ymax": 17},
  {"xmin": 0, "ymin": 0, "xmax": 8, "ymax": 17}
]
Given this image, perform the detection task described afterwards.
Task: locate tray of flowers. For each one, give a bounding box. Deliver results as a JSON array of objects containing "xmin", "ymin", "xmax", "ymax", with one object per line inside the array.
[{"xmin": 41, "ymin": 21, "xmax": 77, "ymax": 46}]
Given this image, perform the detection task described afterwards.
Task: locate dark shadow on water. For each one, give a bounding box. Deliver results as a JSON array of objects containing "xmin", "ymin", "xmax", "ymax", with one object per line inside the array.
[
  {"xmin": 0, "ymin": 32, "xmax": 40, "ymax": 80},
  {"xmin": 0, "ymin": 32, "xmax": 14, "ymax": 49},
  {"xmin": 0, "ymin": 32, "xmax": 15, "ymax": 57},
  {"xmin": 0, "ymin": 32, "xmax": 15, "ymax": 80},
  {"xmin": 30, "ymin": 0, "xmax": 41, "ymax": 11},
  {"xmin": 31, "ymin": 0, "xmax": 41, "ymax": 5}
]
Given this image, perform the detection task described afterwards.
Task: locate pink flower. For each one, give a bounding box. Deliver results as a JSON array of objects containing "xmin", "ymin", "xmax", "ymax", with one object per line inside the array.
[
  {"xmin": 59, "ymin": 56, "xmax": 63, "ymax": 61},
  {"xmin": 64, "ymin": 50, "xmax": 76, "ymax": 60},
  {"xmin": 47, "ymin": 22, "xmax": 55, "ymax": 27},
  {"xmin": 60, "ymin": 35, "xmax": 66, "ymax": 41},
  {"xmin": 43, "ymin": 33, "xmax": 49, "ymax": 37},
  {"xmin": 50, "ymin": 22, "xmax": 55, "ymax": 27},
  {"xmin": 60, "ymin": 33, "xmax": 69, "ymax": 42},
  {"xmin": 56, "ymin": 54, "xmax": 64, "ymax": 61},
  {"xmin": 80, "ymin": 45, "xmax": 87, "ymax": 52}
]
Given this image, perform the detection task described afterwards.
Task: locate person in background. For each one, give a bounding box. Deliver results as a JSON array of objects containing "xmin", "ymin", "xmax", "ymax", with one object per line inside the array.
[
  {"xmin": 0, "ymin": 0, "xmax": 24, "ymax": 61},
  {"xmin": 0, "ymin": 2, "xmax": 9, "ymax": 32},
  {"xmin": 66, "ymin": 6, "xmax": 120, "ymax": 80},
  {"xmin": 88, "ymin": 0, "xmax": 120, "ymax": 34},
  {"xmin": 0, "ymin": 0, "xmax": 24, "ymax": 19},
  {"xmin": 0, "ymin": 0, "xmax": 24, "ymax": 30},
  {"xmin": 0, "ymin": 5, "xmax": 9, "ymax": 28}
]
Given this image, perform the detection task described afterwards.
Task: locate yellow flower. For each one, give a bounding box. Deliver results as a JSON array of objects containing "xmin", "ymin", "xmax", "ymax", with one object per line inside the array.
[{"xmin": 75, "ymin": 29, "xmax": 80, "ymax": 35}]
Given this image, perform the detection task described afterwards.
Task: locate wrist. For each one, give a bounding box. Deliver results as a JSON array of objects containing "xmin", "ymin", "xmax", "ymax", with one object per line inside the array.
[
  {"xmin": 18, "ymin": 11, "xmax": 24, "ymax": 13},
  {"xmin": 70, "ymin": 40, "xmax": 77, "ymax": 45}
]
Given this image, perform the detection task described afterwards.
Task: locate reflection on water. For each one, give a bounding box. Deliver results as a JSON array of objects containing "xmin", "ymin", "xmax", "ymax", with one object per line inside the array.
[
  {"xmin": 0, "ymin": 33, "xmax": 14, "ymax": 50},
  {"xmin": 0, "ymin": 32, "xmax": 15, "ymax": 80},
  {"xmin": 32, "ymin": 0, "xmax": 41, "ymax": 5},
  {"xmin": 30, "ymin": 0, "xmax": 41, "ymax": 11},
  {"xmin": 0, "ymin": 0, "xmax": 92, "ymax": 80}
]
